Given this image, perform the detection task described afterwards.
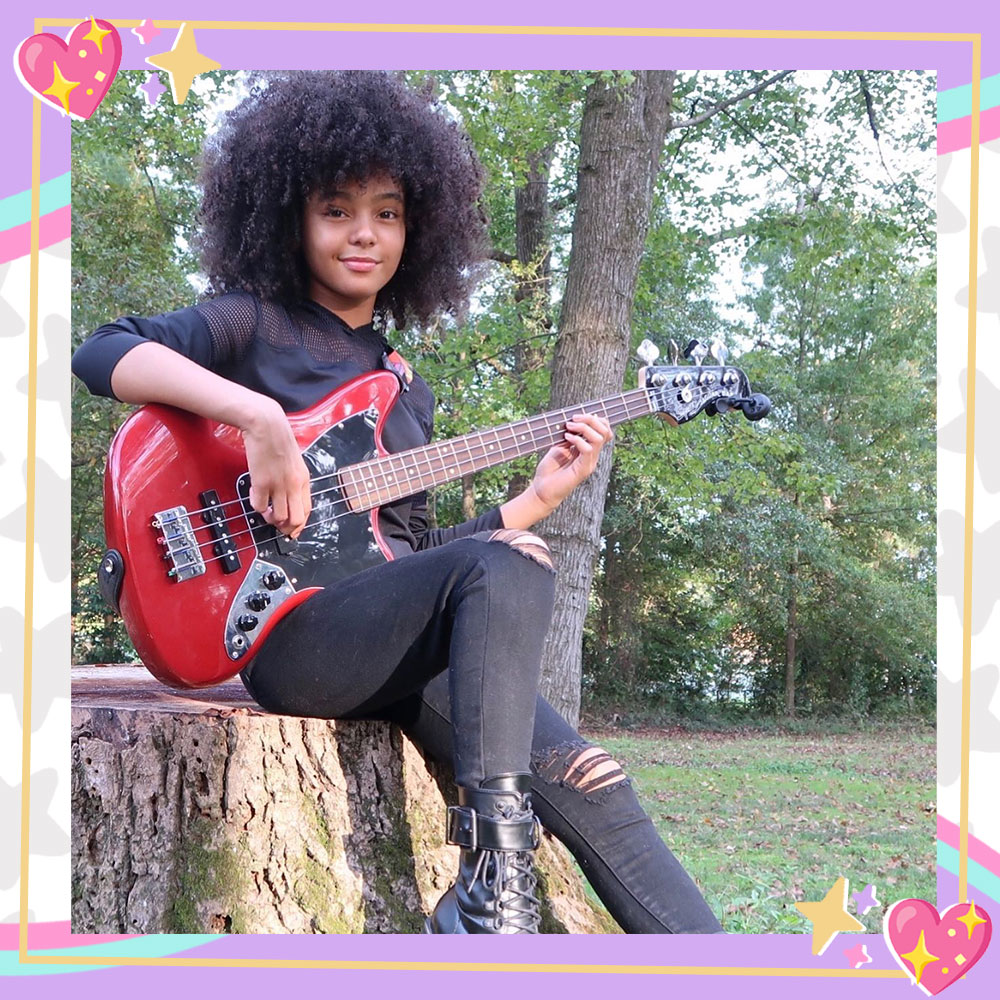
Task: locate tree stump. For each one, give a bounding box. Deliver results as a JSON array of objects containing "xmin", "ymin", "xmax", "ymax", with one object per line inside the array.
[{"xmin": 71, "ymin": 664, "xmax": 617, "ymax": 934}]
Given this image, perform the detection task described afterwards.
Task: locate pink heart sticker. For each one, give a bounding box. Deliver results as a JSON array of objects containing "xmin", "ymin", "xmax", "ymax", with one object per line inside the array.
[
  {"xmin": 14, "ymin": 17, "xmax": 122, "ymax": 120},
  {"xmin": 884, "ymin": 898, "xmax": 992, "ymax": 995}
]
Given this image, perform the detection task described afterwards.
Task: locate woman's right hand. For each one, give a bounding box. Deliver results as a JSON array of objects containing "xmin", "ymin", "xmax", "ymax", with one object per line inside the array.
[{"xmin": 240, "ymin": 399, "xmax": 312, "ymax": 538}]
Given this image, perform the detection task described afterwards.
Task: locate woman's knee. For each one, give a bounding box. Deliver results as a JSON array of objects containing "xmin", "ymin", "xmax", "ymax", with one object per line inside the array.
[
  {"xmin": 484, "ymin": 527, "xmax": 555, "ymax": 572},
  {"xmin": 531, "ymin": 739, "xmax": 630, "ymax": 801}
]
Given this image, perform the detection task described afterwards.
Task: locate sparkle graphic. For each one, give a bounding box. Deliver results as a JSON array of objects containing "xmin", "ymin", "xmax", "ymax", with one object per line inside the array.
[
  {"xmin": 42, "ymin": 61, "xmax": 80, "ymax": 114},
  {"xmin": 139, "ymin": 72, "xmax": 167, "ymax": 107},
  {"xmin": 844, "ymin": 942, "xmax": 872, "ymax": 969},
  {"xmin": 132, "ymin": 19, "xmax": 162, "ymax": 45},
  {"xmin": 146, "ymin": 22, "xmax": 220, "ymax": 104},
  {"xmin": 853, "ymin": 882, "xmax": 880, "ymax": 916},
  {"xmin": 81, "ymin": 16, "xmax": 113, "ymax": 55},
  {"xmin": 795, "ymin": 876, "xmax": 865, "ymax": 955},
  {"xmin": 899, "ymin": 929, "xmax": 940, "ymax": 986},
  {"xmin": 956, "ymin": 901, "xmax": 988, "ymax": 940}
]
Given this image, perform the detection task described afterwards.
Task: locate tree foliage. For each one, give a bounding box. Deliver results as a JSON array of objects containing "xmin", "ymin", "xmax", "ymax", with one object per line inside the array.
[
  {"xmin": 71, "ymin": 71, "xmax": 237, "ymax": 662},
  {"xmin": 71, "ymin": 70, "xmax": 935, "ymax": 724}
]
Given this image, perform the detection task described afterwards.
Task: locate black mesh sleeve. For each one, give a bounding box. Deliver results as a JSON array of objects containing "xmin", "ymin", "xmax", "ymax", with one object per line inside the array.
[{"xmin": 71, "ymin": 292, "xmax": 259, "ymax": 400}]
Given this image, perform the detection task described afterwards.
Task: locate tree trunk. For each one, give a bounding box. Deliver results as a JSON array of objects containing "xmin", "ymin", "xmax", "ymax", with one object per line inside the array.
[
  {"xmin": 461, "ymin": 472, "xmax": 476, "ymax": 520},
  {"xmin": 785, "ymin": 547, "xmax": 799, "ymax": 716},
  {"xmin": 538, "ymin": 71, "xmax": 675, "ymax": 724},
  {"xmin": 508, "ymin": 144, "xmax": 556, "ymax": 503},
  {"xmin": 71, "ymin": 665, "xmax": 618, "ymax": 935},
  {"xmin": 596, "ymin": 468, "xmax": 643, "ymax": 698},
  {"xmin": 514, "ymin": 146, "xmax": 554, "ymax": 298}
]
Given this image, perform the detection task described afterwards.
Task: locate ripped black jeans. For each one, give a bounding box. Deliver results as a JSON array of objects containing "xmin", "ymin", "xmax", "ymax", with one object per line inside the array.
[{"xmin": 240, "ymin": 531, "xmax": 721, "ymax": 934}]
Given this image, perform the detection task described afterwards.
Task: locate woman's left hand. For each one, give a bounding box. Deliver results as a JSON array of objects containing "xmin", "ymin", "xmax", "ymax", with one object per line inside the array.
[{"xmin": 529, "ymin": 413, "xmax": 614, "ymax": 511}]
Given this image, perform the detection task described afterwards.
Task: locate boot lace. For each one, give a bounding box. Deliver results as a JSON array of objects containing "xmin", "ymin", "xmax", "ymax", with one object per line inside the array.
[
  {"xmin": 466, "ymin": 800, "xmax": 541, "ymax": 932},
  {"xmin": 494, "ymin": 850, "xmax": 541, "ymax": 931}
]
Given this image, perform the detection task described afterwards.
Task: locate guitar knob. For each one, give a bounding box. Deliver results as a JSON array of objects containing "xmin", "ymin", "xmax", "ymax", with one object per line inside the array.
[
  {"xmin": 246, "ymin": 591, "xmax": 271, "ymax": 612},
  {"xmin": 262, "ymin": 570, "xmax": 285, "ymax": 590},
  {"xmin": 698, "ymin": 372, "xmax": 717, "ymax": 385},
  {"xmin": 236, "ymin": 614, "xmax": 259, "ymax": 631}
]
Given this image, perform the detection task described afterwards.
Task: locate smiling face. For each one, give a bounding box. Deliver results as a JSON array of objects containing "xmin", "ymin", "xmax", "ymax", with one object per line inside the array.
[{"xmin": 300, "ymin": 173, "xmax": 406, "ymax": 327}]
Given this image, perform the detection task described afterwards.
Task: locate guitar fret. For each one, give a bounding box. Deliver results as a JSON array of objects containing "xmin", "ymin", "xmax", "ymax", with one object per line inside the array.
[
  {"xmin": 341, "ymin": 464, "xmax": 367, "ymax": 511},
  {"xmin": 528, "ymin": 414, "xmax": 554, "ymax": 450},
  {"xmin": 524, "ymin": 417, "xmax": 539, "ymax": 453},
  {"xmin": 462, "ymin": 433, "xmax": 476, "ymax": 477}
]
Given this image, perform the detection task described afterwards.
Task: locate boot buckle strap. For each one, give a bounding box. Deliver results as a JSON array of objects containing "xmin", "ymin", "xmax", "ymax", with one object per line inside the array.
[
  {"xmin": 447, "ymin": 805, "xmax": 479, "ymax": 850},
  {"xmin": 446, "ymin": 807, "xmax": 540, "ymax": 851}
]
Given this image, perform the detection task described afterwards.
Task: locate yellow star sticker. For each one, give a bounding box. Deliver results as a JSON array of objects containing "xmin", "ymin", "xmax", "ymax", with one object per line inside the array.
[
  {"xmin": 82, "ymin": 17, "xmax": 112, "ymax": 56},
  {"xmin": 146, "ymin": 23, "xmax": 220, "ymax": 105},
  {"xmin": 42, "ymin": 62, "xmax": 80, "ymax": 114},
  {"xmin": 795, "ymin": 876, "xmax": 865, "ymax": 955},
  {"xmin": 900, "ymin": 929, "xmax": 940, "ymax": 986},
  {"xmin": 956, "ymin": 901, "xmax": 988, "ymax": 940}
]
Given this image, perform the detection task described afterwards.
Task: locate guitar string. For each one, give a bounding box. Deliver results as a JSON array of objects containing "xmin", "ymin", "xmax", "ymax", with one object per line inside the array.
[
  {"xmin": 155, "ymin": 390, "xmax": 651, "ymax": 528},
  {"xmin": 154, "ymin": 376, "xmax": 732, "ymax": 533},
  {"xmin": 152, "ymin": 373, "xmax": 739, "ymax": 533},
  {"xmin": 154, "ymin": 380, "xmax": 733, "ymax": 571},
  {"xmin": 153, "ymin": 386, "xmax": 657, "ymax": 527},
  {"xmin": 161, "ymin": 394, "xmax": 653, "ymax": 569},
  {"xmin": 158, "ymin": 380, "xmax": 733, "ymax": 572}
]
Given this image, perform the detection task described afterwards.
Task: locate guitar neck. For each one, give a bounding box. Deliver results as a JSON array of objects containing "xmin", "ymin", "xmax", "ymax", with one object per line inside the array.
[{"xmin": 339, "ymin": 387, "xmax": 654, "ymax": 512}]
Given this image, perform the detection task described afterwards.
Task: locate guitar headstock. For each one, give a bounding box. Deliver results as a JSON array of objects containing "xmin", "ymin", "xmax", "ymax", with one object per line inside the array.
[{"xmin": 637, "ymin": 338, "xmax": 771, "ymax": 426}]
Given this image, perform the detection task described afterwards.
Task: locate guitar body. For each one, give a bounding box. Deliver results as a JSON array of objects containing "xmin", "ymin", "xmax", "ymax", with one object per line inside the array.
[{"xmin": 104, "ymin": 371, "xmax": 402, "ymax": 688}]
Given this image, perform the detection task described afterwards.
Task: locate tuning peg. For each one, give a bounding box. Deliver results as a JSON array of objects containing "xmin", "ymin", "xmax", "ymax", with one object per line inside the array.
[
  {"xmin": 683, "ymin": 339, "xmax": 708, "ymax": 366},
  {"xmin": 720, "ymin": 393, "xmax": 772, "ymax": 421},
  {"xmin": 636, "ymin": 338, "xmax": 660, "ymax": 366},
  {"xmin": 710, "ymin": 337, "xmax": 728, "ymax": 367},
  {"xmin": 739, "ymin": 393, "xmax": 771, "ymax": 421},
  {"xmin": 668, "ymin": 338, "xmax": 680, "ymax": 365}
]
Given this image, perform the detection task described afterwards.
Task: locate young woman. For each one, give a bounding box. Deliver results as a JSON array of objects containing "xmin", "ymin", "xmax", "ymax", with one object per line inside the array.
[{"xmin": 73, "ymin": 71, "xmax": 722, "ymax": 935}]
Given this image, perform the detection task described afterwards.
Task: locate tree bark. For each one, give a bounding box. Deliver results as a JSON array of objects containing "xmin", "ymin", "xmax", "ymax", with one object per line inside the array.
[
  {"xmin": 461, "ymin": 472, "xmax": 476, "ymax": 520},
  {"xmin": 71, "ymin": 665, "xmax": 618, "ymax": 935},
  {"xmin": 538, "ymin": 71, "xmax": 675, "ymax": 725},
  {"xmin": 785, "ymin": 547, "xmax": 799, "ymax": 716},
  {"xmin": 596, "ymin": 467, "xmax": 643, "ymax": 697},
  {"xmin": 508, "ymin": 144, "xmax": 556, "ymax": 503}
]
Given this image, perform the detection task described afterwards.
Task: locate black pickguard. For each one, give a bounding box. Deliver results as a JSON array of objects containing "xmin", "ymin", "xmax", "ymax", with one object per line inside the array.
[{"xmin": 235, "ymin": 409, "xmax": 388, "ymax": 591}]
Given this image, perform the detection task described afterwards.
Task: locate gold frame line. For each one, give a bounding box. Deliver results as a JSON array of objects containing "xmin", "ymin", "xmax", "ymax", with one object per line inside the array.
[
  {"xmin": 18, "ymin": 18, "xmax": 981, "ymax": 973},
  {"xmin": 31, "ymin": 20, "xmax": 981, "ymax": 41},
  {"xmin": 18, "ymin": 72, "xmax": 42, "ymax": 964},
  {"xmin": 958, "ymin": 35, "xmax": 982, "ymax": 909}
]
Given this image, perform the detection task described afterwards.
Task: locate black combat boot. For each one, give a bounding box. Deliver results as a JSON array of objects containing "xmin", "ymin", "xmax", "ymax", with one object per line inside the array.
[{"xmin": 425, "ymin": 773, "xmax": 541, "ymax": 934}]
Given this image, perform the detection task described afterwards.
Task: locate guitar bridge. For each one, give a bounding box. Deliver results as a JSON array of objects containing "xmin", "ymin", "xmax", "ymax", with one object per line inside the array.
[{"xmin": 152, "ymin": 506, "xmax": 206, "ymax": 582}]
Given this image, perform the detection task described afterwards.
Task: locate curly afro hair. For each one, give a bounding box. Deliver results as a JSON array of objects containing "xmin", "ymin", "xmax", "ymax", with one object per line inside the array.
[{"xmin": 197, "ymin": 72, "xmax": 486, "ymax": 329}]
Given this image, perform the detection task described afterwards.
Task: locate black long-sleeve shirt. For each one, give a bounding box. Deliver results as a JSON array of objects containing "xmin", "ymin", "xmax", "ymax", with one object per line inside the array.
[{"xmin": 72, "ymin": 291, "xmax": 503, "ymax": 557}]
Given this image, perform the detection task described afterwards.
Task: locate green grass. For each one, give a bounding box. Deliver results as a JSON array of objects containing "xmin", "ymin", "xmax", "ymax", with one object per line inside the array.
[{"xmin": 579, "ymin": 726, "xmax": 936, "ymax": 934}]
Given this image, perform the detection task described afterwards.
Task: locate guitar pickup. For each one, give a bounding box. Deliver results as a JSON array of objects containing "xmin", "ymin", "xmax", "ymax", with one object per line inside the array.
[
  {"xmin": 199, "ymin": 490, "xmax": 242, "ymax": 574},
  {"xmin": 152, "ymin": 506, "xmax": 206, "ymax": 582}
]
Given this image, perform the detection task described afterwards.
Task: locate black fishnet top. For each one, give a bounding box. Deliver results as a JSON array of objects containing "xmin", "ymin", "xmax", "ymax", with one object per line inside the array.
[{"xmin": 72, "ymin": 291, "xmax": 502, "ymax": 555}]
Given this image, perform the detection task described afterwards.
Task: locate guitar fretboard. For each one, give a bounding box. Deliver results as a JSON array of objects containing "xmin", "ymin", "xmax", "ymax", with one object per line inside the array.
[{"xmin": 338, "ymin": 387, "xmax": 654, "ymax": 512}]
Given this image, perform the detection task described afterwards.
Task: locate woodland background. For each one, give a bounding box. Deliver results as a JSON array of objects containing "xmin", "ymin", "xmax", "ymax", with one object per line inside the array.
[{"xmin": 70, "ymin": 69, "xmax": 936, "ymax": 732}]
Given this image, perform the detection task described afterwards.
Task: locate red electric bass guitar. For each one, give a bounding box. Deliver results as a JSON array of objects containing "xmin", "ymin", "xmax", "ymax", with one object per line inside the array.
[{"xmin": 99, "ymin": 355, "xmax": 770, "ymax": 688}]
